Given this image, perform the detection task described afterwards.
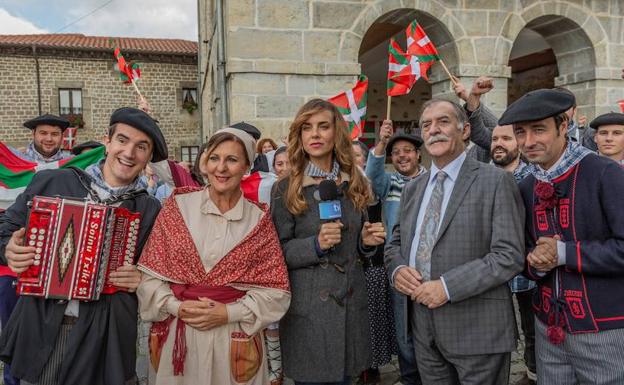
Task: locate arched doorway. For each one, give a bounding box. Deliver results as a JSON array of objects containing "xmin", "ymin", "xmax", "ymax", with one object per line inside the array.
[
  {"xmin": 357, "ymin": 8, "xmax": 458, "ymax": 151},
  {"xmin": 508, "ymin": 15, "xmax": 596, "ymax": 117}
]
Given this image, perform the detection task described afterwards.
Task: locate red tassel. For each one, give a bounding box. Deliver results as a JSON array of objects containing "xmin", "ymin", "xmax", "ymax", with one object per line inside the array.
[
  {"xmin": 547, "ymin": 325, "xmax": 565, "ymax": 345},
  {"xmin": 172, "ymin": 319, "xmax": 187, "ymax": 375}
]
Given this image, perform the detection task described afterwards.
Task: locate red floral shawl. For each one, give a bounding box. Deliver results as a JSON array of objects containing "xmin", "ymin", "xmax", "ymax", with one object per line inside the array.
[{"xmin": 139, "ymin": 186, "xmax": 289, "ymax": 292}]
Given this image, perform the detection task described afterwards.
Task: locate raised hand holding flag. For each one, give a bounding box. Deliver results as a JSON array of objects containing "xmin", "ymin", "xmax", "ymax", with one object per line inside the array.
[{"xmin": 328, "ymin": 75, "xmax": 368, "ymax": 140}]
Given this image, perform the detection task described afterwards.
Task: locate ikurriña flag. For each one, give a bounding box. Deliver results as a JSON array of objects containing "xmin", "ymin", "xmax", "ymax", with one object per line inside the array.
[
  {"xmin": 0, "ymin": 143, "xmax": 105, "ymax": 208},
  {"xmin": 328, "ymin": 74, "xmax": 368, "ymax": 139},
  {"xmin": 406, "ymin": 21, "xmax": 440, "ymax": 62},
  {"xmin": 114, "ymin": 47, "xmax": 141, "ymax": 84}
]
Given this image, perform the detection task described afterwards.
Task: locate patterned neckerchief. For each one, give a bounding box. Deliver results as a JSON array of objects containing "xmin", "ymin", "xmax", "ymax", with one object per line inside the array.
[
  {"xmin": 84, "ymin": 159, "xmax": 146, "ymax": 201},
  {"xmin": 567, "ymin": 120, "xmax": 579, "ymax": 142},
  {"xmin": 25, "ymin": 142, "xmax": 69, "ymax": 163},
  {"xmin": 305, "ymin": 159, "xmax": 340, "ymax": 180},
  {"xmin": 525, "ymin": 141, "xmax": 593, "ymax": 183},
  {"xmin": 513, "ymin": 160, "xmax": 531, "ymax": 182}
]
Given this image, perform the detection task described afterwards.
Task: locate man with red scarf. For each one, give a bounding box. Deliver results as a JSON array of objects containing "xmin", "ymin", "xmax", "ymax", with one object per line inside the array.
[{"xmin": 499, "ymin": 89, "xmax": 624, "ymax": 385}]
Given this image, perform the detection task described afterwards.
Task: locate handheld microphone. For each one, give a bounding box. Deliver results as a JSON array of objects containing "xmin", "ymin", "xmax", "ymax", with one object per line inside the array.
[{"xmin": 318, "ymin": 180, "xmax": 342, "ymax": 221}]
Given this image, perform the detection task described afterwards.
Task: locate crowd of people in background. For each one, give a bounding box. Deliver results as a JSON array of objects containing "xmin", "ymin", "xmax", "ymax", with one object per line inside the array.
[{"xmin": 0, "ymin": 69, "xmax": 624, "ymax": 385}]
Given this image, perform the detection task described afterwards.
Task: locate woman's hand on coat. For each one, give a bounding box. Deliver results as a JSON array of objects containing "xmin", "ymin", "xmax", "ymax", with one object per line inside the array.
[
  {"xmin": 179, "ymin": 298, "xmax": 228, "ymax": 331},
  {"xmin": 361, "ymin": 221, "xmax": 386, "ymax": 247},
  {"xmin": 109, "ymin": 264, "xmax": 142, "ymax": 292}
]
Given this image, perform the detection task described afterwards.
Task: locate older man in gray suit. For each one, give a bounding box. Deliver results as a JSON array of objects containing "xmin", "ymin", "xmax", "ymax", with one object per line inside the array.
[{"xmin": 385, "ymin": 98, "xmax": 525, "ymax": 385}]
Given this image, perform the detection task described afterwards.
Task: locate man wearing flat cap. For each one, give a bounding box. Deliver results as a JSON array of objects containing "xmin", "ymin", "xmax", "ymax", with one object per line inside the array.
[
  {"xmin": 20, "ymin": 114, "xmax": 72, "ymax": 163},
  {"xmin": 0, "ymin": 114, "xmax": 73, "ymax": 385},
  {"xmin": 0, "ymin": 107, "xmax": 167, "ymax": 385},
  {"xmin": 500, "ymin": 89, "xmax": 624, "ymax": 384},
  {"xmin": 365, "ymin": 119, "xmax": 426, "ymax": 385},
  {"xmin": 590, "ymin": 112, "xmax": 624, "ymax": 165}
]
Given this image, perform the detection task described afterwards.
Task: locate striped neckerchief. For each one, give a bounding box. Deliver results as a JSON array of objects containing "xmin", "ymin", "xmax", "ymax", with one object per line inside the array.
[
  {"xmin": 305, "ymin": 159, "xmax": 340, "ymax": 180},
  {"xmin": 526, "ymin": 141, "xmax": 593, "ymax": 183},
  {"xmin": 84, "ymin": 159, "xmax": 147, "ymax": 203}
]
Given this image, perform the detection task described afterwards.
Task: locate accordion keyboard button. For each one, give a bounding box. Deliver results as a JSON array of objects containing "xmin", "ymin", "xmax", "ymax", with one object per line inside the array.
[
  {"xmin": 30, "ymin": 228, "xmax": 38, "ymax": 234},
  {"xmin": 36, "ymin": 248, "xmax": 42, "ymax": 253},
  {"xmin": 37, "ymin": 235, "xmax": 44, "ymax": 241},
  {"xmin": 39, "ymin": 229, "xmax": 45, "ymax": 235},
  {"xmin": 33, "ymin": 260, "xmax": 40, "ymax": 266},
  {"xmin": 28, "ymin": 240, "xmax": 36, "ymax": 246},
  {"xmin": 36, "ymin": 241, "xmax": 43, "ymax": 247},
  {"xmin": 29, "ymin": 234, "xmax": 36, "ymax": 240}
]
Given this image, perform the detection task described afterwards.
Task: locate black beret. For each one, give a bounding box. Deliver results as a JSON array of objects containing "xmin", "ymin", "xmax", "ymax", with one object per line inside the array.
[
  {"xmin": 110, "ymin": 107, "xmax": 168, "ymax": 162},
  {"xmin": 498, "ymin": 89, "xmax": 575, "ymax": 126},
  {"xmin": 386, "ymin": 134, "xmax": 423, "ymax": 156},
  {"xmin": 230, "ymin": 121, "xmax": 261, "ymax": 140},
  {"xmin": 24, "ymin": 114, "xmax": 70, "ymax": 131},
  {"xmin": 589, "ymin": 112, "xmax": 624, "ymax": 129},
  {"xmin": 70, "ymin": 140, "xmax": 104, "ymax": 156}
]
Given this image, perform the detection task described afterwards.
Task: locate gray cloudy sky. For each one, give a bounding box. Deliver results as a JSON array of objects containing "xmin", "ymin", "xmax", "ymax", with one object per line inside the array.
[{"xmin": 0, "ymin": 0, "xmax": 198, "ymax": 40}]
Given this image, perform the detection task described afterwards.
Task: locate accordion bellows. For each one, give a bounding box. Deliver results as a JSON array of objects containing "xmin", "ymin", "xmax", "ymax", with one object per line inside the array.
[{"xmin": 17, "ymin": 196, "xmax": 140, "ymax": 301}]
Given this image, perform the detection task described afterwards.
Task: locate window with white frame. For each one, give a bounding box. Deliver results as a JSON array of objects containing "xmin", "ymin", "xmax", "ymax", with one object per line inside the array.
[{"xmin": 180, "ymin": 146, "xmax": 200, "ymax": 163}]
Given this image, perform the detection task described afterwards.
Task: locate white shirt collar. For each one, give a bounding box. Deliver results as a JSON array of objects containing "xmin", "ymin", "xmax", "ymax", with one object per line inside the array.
[{"xmin": 429, "ymin": 151, "xmax": 467, "ymax": 185}]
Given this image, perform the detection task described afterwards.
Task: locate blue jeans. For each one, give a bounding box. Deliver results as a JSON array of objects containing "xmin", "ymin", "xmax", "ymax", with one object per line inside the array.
[
  {"xmin": 391, "ymin": 287, "xmax": 422, "ymax": 385},
  {"xmin": 295, "ymin": 376, "xmax": 350, "ymax": 385},
  {"xmin": 0, "ymin": 275, "xmax": 19, "ymax": 385}
]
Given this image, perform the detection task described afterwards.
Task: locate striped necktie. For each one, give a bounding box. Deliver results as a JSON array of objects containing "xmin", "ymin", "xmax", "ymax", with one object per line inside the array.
[{"xmin": 415, "ymin": 171, "xmax": 447, "ymax": 281}]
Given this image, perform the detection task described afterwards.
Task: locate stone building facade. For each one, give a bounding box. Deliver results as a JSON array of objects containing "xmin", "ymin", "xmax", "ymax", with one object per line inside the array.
[
  {"xmin": 0, "ymin": 34, "xmax": 200, "ymax": 161},
  {"xmin": 199, "ymin": 0, "xmax": 624, "ymax": 142}
]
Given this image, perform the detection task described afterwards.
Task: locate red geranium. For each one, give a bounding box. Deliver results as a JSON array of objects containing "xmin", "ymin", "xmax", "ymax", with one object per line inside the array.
[{"xmin": 535, "ymin": 181, "xmax": 558, "ymax": 210}]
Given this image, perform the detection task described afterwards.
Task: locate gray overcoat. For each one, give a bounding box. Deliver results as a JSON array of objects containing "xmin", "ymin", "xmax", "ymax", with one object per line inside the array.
[{"xmin": 271, "ymin": 173, "xmax": 372, "ymax": 383}]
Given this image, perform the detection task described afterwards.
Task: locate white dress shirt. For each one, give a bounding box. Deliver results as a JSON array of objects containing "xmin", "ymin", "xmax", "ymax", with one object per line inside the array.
[
  {"xmin": 408, "ymin": 152, "xmax": 467, "ymax": 269},
  {"xmin": 391, "ymin": 152, "xmax": 467, "ymax": 300}
]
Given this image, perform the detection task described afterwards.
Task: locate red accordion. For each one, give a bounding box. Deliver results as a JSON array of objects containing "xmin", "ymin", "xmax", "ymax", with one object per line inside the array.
[{"xmin": 17, "ymin": 196, "xmax": 141, "ymax": 301}]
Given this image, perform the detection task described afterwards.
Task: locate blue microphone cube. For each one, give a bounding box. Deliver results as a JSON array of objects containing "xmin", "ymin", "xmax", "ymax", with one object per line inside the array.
[{"xmin": 319, "ymin": 200, "xmax": 342, "ymax": 220}]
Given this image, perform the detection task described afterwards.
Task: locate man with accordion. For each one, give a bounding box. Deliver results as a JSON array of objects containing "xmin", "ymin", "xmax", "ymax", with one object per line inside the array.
[{"xmin": 0, "ymin": 107, "xmax": 166, "ymax": 385}]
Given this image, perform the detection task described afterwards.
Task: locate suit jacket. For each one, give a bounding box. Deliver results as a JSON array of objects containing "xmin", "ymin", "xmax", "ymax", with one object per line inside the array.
[{"xmin": 385, "ymin": 156, "xmax": 525, "ymax": 355}]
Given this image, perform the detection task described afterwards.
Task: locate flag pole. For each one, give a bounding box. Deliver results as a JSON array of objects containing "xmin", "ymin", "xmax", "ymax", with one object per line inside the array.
[
  {"xmin": 386, "ymin": 96, "xmax": 392, "ymax": 120},
  {"xmin": 130, "ymin": 79, "xmax": 144, "ymax": 100},
  {"xmin": 438, "ymin": 60, "xmax": 457, "ymax": 86}
]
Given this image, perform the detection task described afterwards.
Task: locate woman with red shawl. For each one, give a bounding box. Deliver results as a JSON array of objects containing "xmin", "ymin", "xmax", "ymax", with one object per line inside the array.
[{"xmin": 137, "ymin": 126, "xmax": 291, "ymax": 385}]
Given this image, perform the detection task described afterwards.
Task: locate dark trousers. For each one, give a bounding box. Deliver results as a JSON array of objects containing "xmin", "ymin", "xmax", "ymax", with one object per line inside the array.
[
  {"xmin": 0, "ymin": 275, "xmax": 19, "ymax": 385},
  {"xmin": 391, "ymin": 288, "xmax": 422, "ymax": 385},
  {"xmin": 411, "ymin": 303, "xmax": 510, "ymax": 385},
  {"xmin": 515, "ymin": 289, "xmax": 536, "ymax": 374}
]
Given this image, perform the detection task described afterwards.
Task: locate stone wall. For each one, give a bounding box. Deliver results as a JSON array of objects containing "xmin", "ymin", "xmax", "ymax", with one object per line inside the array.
[
  {"xmin": 200, "ymin": 0, "xmax": 624, "ymax": 140},
  {"xmin": 0, "ymin": 55, "xmax": 199, "ymax": 159}
]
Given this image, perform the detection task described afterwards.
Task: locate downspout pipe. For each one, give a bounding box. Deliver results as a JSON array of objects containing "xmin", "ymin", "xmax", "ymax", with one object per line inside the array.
[
  {"xmin": 196, "ymin": 0, "xmax": 204, "ymax": 143},
  {"xmin": 216, "ymin": 0, "xmax": 229, "ymax": 127},
  {"xmin": 33, "ymin": 45, "xmax": 42, "ymax": 115}
]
